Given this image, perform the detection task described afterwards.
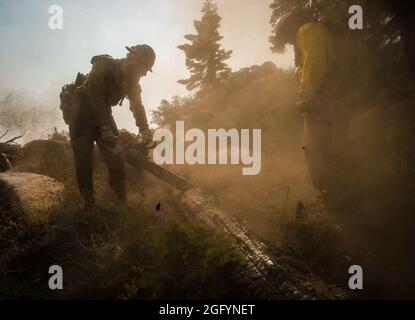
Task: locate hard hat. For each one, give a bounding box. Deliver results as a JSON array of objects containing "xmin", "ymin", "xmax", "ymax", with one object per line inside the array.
[
  {"xmin": 125, "ymin": 44, "xmax": 156, "ymax": 72},
  {"xmin": 274, "ymin": 12, "xmax": 296, "ymax": 44}
]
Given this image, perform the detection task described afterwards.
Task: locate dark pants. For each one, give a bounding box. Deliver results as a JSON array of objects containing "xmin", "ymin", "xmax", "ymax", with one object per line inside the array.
[
  {"xmin": 69, "ymin": 122, "xmax": 126, "ymax": 208},
  {"xmin": 303, "ymin": 107, "xmax": 353, "ymax": 210}
]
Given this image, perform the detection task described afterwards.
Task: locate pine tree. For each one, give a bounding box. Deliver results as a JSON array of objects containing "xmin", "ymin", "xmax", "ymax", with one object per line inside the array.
[{"xmin": 178, "ymin": 0, "xmax": 232, "ymax": 92}]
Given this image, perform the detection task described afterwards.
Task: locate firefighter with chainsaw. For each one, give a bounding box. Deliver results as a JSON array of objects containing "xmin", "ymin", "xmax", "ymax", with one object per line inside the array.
[
  {"xmin": 60, "ymin": 44, "xmax": 155, "ymax": 210},
  {"xmin": 273, "ymin": 10, "xmax": 353, "ymax": 197}
]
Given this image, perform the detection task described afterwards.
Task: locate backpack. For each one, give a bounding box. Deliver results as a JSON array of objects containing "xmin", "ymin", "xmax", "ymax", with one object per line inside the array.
[{"xmin": 59, "ymin": 72, "xmax": 87, "ymax": 125}]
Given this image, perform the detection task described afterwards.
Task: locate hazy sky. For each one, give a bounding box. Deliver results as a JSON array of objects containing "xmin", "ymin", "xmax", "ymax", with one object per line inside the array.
[{"xmin": 0, "ymin": 0, "xmax": 294, "ymax": 131}]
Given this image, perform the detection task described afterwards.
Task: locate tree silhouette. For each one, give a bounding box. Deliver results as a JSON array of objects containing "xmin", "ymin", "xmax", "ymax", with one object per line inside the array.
[{"xmin": 178, "ymin": 0, "xmax": 232, "ymax": 92}]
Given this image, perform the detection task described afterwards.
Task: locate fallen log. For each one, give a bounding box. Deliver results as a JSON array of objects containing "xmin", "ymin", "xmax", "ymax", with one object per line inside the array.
[
  {"xmin": 1, "ymin": 138, "xmax": 347, "ymax": 299},
  {"xmin": 177, "ymin": 188, "xmax": 346, "ymax": 300},
  {"xmin": 124, "ymin": 144, "xmax": 348, "ymax": 300}
]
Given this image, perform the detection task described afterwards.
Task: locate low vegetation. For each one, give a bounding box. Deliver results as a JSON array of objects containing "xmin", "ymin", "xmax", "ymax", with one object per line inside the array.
[{"xmin": 0, "ymin": 136, "xmax": 246, "ymax": 299}]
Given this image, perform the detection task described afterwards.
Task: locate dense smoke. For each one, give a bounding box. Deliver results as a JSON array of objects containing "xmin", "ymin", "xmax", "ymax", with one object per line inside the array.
[{"xmin": 0, "ymin": 92, "xmax": 61, "ymax": 144}]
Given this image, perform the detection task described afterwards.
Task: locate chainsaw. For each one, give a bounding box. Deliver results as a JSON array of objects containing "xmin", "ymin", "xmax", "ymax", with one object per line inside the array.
[{"xmin": 97, "ymin": 132, "xmax": 193, "ymax": 192}]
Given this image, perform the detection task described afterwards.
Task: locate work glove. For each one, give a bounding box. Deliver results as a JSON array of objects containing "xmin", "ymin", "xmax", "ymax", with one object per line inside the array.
[
  {"xmin": 140, "ymin": 128, "xmax": 153, "ymax": 146},
  {"xmin": 99, "ymin": 123, "xmax": 117, "ymax": 148}
]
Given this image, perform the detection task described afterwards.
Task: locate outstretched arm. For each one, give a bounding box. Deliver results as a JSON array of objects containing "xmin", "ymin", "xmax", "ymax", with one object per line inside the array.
[
  {"xmin": 128, "ymin": 83, "xmax": 149, "ymax": 130},
  {"xmin": 127, "ymin": 83, "xmax": 152, "ymax": 142}
]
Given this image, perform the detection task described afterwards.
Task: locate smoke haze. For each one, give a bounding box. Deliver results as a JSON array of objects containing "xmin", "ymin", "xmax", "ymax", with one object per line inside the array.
[{"xmin": 0, "ymin": 0, "xmax": 293, "ymax": 137}]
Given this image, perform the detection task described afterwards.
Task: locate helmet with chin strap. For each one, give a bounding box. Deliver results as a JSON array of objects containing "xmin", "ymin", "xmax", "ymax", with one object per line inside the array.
[
  {"xmin": 274, "ymin": 10, "xmax": 309, "ymax": 46},
  {"xmin": 125, "ymin": 44, "xmax": 156, "ymax": 72},
  {"xmin": 274, "ymin": 12, "xmax": 294, "ymax": 41}
]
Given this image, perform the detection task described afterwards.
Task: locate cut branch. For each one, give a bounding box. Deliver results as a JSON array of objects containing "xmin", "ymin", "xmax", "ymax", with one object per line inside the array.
[{"xmin": 4, "ymin": 135, "xmax": 23, "ymax": 144}]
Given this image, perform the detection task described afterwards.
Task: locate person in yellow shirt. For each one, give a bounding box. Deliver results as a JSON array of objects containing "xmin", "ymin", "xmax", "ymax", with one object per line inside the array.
[{"xmin": 274, "ymin": 11, "xmax": 348, "ymax": 193}]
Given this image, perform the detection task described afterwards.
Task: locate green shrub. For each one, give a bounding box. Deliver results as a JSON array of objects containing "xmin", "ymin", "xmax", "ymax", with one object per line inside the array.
[
  {"xmin": 0, "ymin": 188, "xmax": 245, "ymax": 299},
  {"xmin": 279, "ymin": 204, "xmax": 350, "ymax": 283}
]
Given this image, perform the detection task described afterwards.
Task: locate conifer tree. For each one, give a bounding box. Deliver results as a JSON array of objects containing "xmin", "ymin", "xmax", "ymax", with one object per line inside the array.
[{"xmin": 178, "ymin": 0, "xmax": 232, "ymax": 91}]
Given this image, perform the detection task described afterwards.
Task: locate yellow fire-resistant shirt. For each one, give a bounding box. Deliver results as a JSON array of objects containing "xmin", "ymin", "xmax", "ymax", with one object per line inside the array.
[{"xmin": 296, "ymin": 22, "xmax": 335, "ymax": 102}]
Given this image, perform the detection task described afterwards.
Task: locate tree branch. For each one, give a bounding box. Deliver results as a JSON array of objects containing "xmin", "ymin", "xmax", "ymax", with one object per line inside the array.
[
  {"xmin": 0, "ymin": 129, "xmax": 9, "ymax": 140},
  {"xmin": 4, "ymin": 135, "xmax": 23, "ymax": 144}
]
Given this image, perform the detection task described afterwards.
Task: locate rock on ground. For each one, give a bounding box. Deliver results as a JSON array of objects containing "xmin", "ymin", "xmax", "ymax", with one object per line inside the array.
[{"xmin": 0, "ymin": 172, "xmax": 64, "ymax": 224}]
